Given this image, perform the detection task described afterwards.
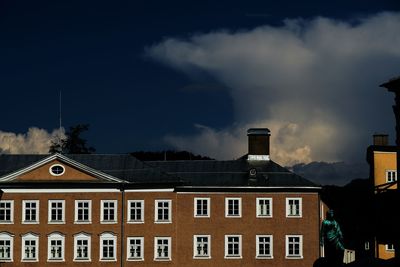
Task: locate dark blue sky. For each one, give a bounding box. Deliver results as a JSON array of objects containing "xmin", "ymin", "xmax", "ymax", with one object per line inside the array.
[{"xmin": 1, "ymin": 0, "xmax": 399, "ymax": 159}]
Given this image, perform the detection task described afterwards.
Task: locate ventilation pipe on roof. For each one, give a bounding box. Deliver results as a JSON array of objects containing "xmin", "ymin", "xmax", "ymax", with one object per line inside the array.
[{"xmin": 247, "ymin": 128, "xmax": 270, "ymax": 161}]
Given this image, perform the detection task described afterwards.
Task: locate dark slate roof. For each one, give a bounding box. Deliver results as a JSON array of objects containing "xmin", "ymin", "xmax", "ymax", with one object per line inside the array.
[
  {"xmin": 148, "ymin": 157, "xmax": 319, "ymax": 187},
  {"xmin": 0, "ymin": 154, "xmax": 318, "ymax": 188},
  {"xmin": 0, "ymin": 154, "xmax": 180, "ymax": 184}
]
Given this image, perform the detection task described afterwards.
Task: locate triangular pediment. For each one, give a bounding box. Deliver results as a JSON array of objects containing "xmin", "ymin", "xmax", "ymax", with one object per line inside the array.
[{"xmin": 0, "ymin": 153, "xmax": 125, "ymax": 183}]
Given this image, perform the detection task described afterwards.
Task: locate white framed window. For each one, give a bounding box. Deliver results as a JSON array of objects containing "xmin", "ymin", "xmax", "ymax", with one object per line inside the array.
[
  {"xmin": 194, "ymin": 198, "xmax": 210, "ymax": 218},
  {"xmin": 0, "ymin": 232, "xmax": 13, "ymax": 262},
  {"xmin": 224, "ymin": 235, "xmax": 242, "ymax": 259},
  {"xmin": 154, "ymin": 237, "xmax": 171, "ymax": 261},
  {"xmin": 101, "ymin": 200, "xmax": 117, "ymax": 223},
  {"xmin": 386, "ymin": 244, "xmax": 395, "ymax": 251},
  {"xmin": 48, "ymin": 200, "xmax": 65, "ymax": 224},
  {"xmin": 21, "ymin": 233, "xmax": 39, "ymax": 262},
  {"xmin": 75, "ymin": 200, "xmax": 92, "ymax": 223},
  {"xmin": 256, "ymin": 235, "xmax": 273, "ymax": 258},
  {"xmin": 0, "ymin": 200, "xmax": 13, "ymax": 224},
  {"xmin": 47, "ymin": 232, "xmax": 65, "ymax": 262},
  {"xmin": 127, "ymin": 237, "xmax": 144, "ymax": 261},
  {"xmin": 127, "ymin": 200, "xmax": 144, "ymax": 223},
  {"xmin": 155, "ymin": 200, "xmax": 172, "ymax": 223},
  {"xmin": 100, "ymin": 232, "xmax": 117, "ymax": 261},
  {"xmin": 193, "ymin": 235, "xmax": 211, "ymax": 259},
  {"xmin": 286, "ymin": 235, "xmax": 303, "ymax": 258},
  {"xmin": 256, "ymin": 198, "xmax": 272, "ymax": 218},
  {"xmin": 22, "ymin": 200, "xmax": 39, "ymax": 224},
  {"xmin": 74, "ymin": 233, "xmax": 91, "ymax": 261},
  {"xmin": 286, "ymin": 198, "xmax": 302, "ymax": 217},
  {"xmin": 225, "ymin": 198, "xmax": 241, "ymax": 217},
  {"xmin": 386, "ymin": 170, "xmax": 397, "ymax": 183}
]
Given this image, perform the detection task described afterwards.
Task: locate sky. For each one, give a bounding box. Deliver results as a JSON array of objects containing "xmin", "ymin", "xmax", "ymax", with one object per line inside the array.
[{"xmin": 1, "ymin": 0, "xmax": 400, "ymax": 167}]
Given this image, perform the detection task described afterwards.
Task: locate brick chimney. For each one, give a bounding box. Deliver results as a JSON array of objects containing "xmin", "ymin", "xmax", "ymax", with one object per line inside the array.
[
  {"xmin": 247, "ymin": 128, "xmax": 270, "ymax": 161},
  {"xmin": 373, "ymin": 134, "xmax": 389, "ymax": 146}
]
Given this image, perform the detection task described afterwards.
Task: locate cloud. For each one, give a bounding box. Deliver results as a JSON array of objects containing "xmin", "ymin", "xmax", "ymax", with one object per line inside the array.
[
  {"xmin": 0, "ymin": 127, "xmax": 65, "ymax": 154},
  {"xmin": 147, "ymin": 12, "xmax": 400, "ymax": 165}
]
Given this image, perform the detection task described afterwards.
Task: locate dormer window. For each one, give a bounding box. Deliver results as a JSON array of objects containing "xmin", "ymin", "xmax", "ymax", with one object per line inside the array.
[{"xmin": 49, "ymin": 164, "xmax": 65, "ymax": 176}]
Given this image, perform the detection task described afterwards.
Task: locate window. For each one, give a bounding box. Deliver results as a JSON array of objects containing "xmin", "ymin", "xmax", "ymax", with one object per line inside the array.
[
  {"xmin": 286, "ymin": 235, "xmax": 303, "ymax": 258},
  {"xmin": 101, "ymin": 200, "xmax": 117, "ymax": 223},
  {"xmin": 75, "ymin": 200, "xmax": 91, "ymax": 223},
  {"xmin": 127, "ymin": 200, "xmax": 144, "ymax": 223},
  {"xmin": 286, "ymin": 198, "xmax": 302, "ymax": 217},
  {"xmin": 155, "ymin": 200, "xmax": 172, "ymax": 223},
  {"xmin": 154, "ymin": 237, "xmax": 171, "ymax": 261},
  {"xmin": 100, "ymin": 233, "xmax": 117, "ymax": 261},
  {"xmin": 386, "ymin": 244, "xmax": 395, "ymax": 251},
  {"xmin": 74, "ymin": 233, "xmax": 91, "ymax": 261},
  {"xmin": 225, "ymin": 235, "xmax": 242, "ymax": 258},
  {"xmin": 21, "ymin": 233, "xmax": 39, "ymax": 262},
  {"xmin": 48, "ymin": 200, "xmax": 65, "ymax": 223},
  {"xmin": 194, "ymin": 198, "xmax": 210, "ymax": 217},
  {"xmin": 0, "ymin": 232, "xmax": 13, "ymax": 262},
  {"xmin": 49, "ymin": 164, "xmax": 65, "ymax": 176},
  {"xmin": 256, "ymin": 198, "xmax": 272, "ymax": 218},
  {"xmin": 47, "ymin": 233, "xmax": 65, "ymax": 261},
  {"xmin": 23, "ymin": 200, "xmax": 39, "ymax": 224},
  {"xmin": 386, "ymin": 170, "xmax": 397, "ymax": 183},
  {"xmin": 225, "ymin": 198, "xmax": 241, "ymax": 217},
  {"xmin": 127, "ymin": 237, "xmax": 144, "ymax": 261},
  {"xmin": 256, "ymin": 235, "xmax": 273, "ymax": 258},
  {"xmin": 0, "ymin": 201, "xmax": 13, "ymax": 224},
  {"xmin": 193, "ymin": 235, "xmax": 211, "ymax": 259}
]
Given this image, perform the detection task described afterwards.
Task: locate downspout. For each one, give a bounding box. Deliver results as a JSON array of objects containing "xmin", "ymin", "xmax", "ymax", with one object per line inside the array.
[
  {"xmin": 318, "ymin": 193, "xmax": 321, "ymax": 258},
  {"xmin": 120, "ymin": 185, "xmax": 125, "ymax": 267}
]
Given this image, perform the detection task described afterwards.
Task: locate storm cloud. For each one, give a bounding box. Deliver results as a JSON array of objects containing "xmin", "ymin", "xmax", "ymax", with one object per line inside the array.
[{"xmin": 147, "ymin": 12, "xmax": 400, "ymax": 165}]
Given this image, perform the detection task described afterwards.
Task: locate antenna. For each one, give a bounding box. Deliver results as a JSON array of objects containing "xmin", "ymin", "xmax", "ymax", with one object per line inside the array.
[{"xmin": 59, "ymin": 90, "xmax": 62, "ymax": 131}]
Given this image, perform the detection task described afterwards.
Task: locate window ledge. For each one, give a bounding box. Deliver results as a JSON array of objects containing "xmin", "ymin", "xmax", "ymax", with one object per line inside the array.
[
  {"xmin": 285, "ymin": 256, "xmax": 303, "ymax": 259},
  {"xmin": 127, "ymin": 258, "xmax": 144, "ymax": 261},
  {"xmin": 224, "ymin": 256, "xmax": 242, "ymax": 259},
  {"xmin": 256, "ymin": 256, "xmax": 273, "ymax": 259},
  {"xmin": 193, "ymin": 256, "xmax": 211, "ymax": 259},
  {"xmin": 127, "ymin": 221, "xmax": 145, "ymax": 224},
  {"xmin": 154, "ymin": 258, "xmax": 171, "ymax": 261},
  {"xmin": 100, "ymin": 221, "xmax": 118, "ymax": 224}
]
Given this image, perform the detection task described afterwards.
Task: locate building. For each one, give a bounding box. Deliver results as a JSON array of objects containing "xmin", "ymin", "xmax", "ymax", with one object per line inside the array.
[
  {"xmin": 0, "ymin": 128, "xmax": 323, "ymax": 266},
  {"xmin": 366, "ymin": 134, "xmax": 397, "ymax": 260}
]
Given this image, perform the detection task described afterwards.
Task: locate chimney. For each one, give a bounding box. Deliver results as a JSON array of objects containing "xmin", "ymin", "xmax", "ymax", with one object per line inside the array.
[
  {"xmin": 247, "ymin": 128, "xmax": 271, "ymax": 161},
  {"xmin": 373, "ymin": 134, "xmax": 389, "ymax": 146}
]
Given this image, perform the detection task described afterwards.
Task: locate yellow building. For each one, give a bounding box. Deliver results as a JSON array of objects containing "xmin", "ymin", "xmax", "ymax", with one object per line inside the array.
[{"xmin": 366, "ymin": 134, "xmax": 397, "ymax": 259}]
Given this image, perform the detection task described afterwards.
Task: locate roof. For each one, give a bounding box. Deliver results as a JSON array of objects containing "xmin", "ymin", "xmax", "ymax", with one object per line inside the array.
[
  {"xmin": 0, "ymin": 154, "xmax": 179, "ymax": 184},
  {"xmin": 148, "ymin": 157, "xmax": 318, "ymax": 188},
  {"xmin": 0, "ymin": 154, "xmax": 319, "ymax": 189}
]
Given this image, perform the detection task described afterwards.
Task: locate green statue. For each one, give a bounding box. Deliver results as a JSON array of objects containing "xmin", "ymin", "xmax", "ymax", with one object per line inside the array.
[{"xmin": 321, "ymin": 210, "xmax": 345, "ymax": 266}]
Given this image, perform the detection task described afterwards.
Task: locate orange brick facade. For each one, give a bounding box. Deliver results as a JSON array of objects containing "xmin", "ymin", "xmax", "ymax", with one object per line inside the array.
[{"xmin": 0, "ymin": 189, "xmax": 321, "ymax": 266}]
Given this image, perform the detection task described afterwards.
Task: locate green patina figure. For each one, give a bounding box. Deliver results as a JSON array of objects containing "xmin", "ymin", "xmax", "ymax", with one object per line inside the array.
[{"xmin": 321, "ymin": 210, "xmax": 345, "ymax": 266}]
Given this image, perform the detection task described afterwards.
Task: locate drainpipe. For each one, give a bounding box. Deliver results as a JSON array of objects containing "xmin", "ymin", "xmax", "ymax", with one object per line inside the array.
[{"xmin": 120, "ymin": 185, "xmax": 125, "ymax": 267}]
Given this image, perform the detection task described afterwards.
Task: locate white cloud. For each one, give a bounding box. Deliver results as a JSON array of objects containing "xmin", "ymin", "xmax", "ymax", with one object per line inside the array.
[
  {"xmin": 147, "ymin": 12, "xmax": 400, "ymax": 165},
  {"xmin": 0, "ymin": 127, "xmax": 65, "ymax": 154}
]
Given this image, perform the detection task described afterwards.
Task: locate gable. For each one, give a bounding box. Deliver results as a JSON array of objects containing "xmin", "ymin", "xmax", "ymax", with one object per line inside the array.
[
  {"xmin": 17, "ymin": 159, "xmax": 98, "ymax": 181},
  {"xmin": 0, "ymin": 153, "xmax": 125, "ymax": 183}
]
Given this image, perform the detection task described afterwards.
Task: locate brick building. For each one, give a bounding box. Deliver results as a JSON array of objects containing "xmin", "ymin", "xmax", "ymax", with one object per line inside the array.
[
  {"xmin": 0, "ymin": 128, "xmax": 323, "ymax": 266},
  {"xmin": 367, "ymin": 134, "xmax": 397, "ymax": 260}
]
